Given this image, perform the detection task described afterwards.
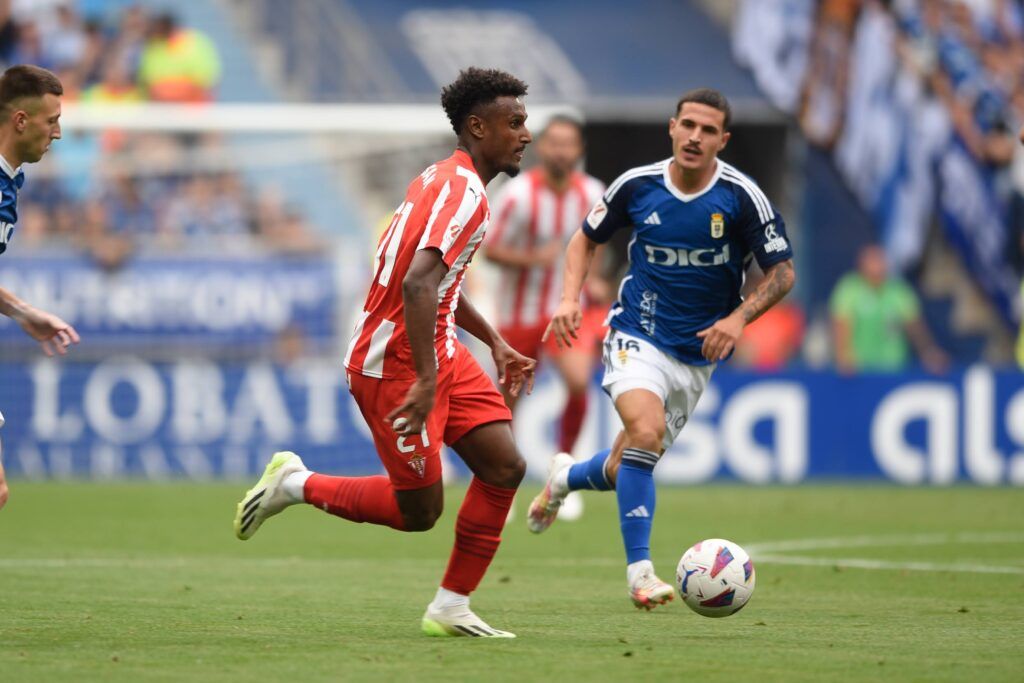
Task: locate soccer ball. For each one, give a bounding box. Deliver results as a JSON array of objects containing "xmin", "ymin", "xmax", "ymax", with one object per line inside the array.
[{"xmin": 676, "ymin": 538, "xmax": 756, "ymax": 617}]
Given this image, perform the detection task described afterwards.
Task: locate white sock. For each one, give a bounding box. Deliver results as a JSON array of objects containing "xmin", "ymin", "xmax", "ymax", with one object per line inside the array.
[
  {"xmin": 551, "ymin": 467, "xmax": 570, "ymax": 497},
  {"xmin": 626, "ymin": 559, "xmax": 654, "ymax": 586},
  {"xmin": 282, "ymin": 470, "xmax": 313, "ymax": 504},
  {"xmin": 430, "ymin": 586, "xmax": 470, "ymax": 611}
]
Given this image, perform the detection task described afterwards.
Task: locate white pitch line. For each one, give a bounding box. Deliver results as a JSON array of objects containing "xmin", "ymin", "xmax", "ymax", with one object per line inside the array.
[
  {"xmin": 746, "ymin": 531, "xmax": 1024, "ymax": 555},
  {"xmin": 755, "ymin": 554, "xmax": 1024, "ymax": 575},
  {"xmin": 0, "ymin": 557, "xmax": 327, "ymax": 569}
]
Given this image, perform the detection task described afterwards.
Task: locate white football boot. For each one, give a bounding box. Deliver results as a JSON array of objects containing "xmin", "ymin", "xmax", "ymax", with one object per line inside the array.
[
  {"xmin": 234, "ymin": 451, "xmax": 307, "ymax": 540},
  {"xmin": 526, "ymin": 452, "xmax": 575, "ymax": 534},
  {"xmin": 629, "ymin": 562, "xmax": 675, "ymax": 610},
  {"xmin": 421, "ymin": 603, "xmax": 516, "ymax": 638}
]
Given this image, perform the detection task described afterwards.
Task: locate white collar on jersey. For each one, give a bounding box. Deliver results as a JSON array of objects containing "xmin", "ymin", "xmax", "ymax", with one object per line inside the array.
[
  {"xmin": 0, "ymin": 153, "xmax": 21, "ymax": 180},
  {"xmin": 661, "ymin": 158, "xmax": 722, "ymax": 203}
]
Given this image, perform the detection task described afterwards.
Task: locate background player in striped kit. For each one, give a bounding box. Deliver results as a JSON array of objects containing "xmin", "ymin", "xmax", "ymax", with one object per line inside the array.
[
  {"xmin": 233, "ymin": 68, "xmax": 536, "ymax": 638},
  {"xmin": 484, "ymin": 115, "xmax": 610, "ymax": 522},
  {"xmin": 529, "ymin": 88, "xmax": 796, "ymax": 609},
  {"xmin": 0, "ymin": 65, "xmax": 80, "ymax": 511},
  {"xmin": 483, "ymin": 116, "xmax": 609, "ymax": 453}
]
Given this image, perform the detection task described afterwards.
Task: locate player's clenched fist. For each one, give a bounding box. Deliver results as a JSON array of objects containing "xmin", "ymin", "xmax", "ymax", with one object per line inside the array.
[{"xmin": 543, "ymin": 299, "xmax": 583, "ymax": 349}]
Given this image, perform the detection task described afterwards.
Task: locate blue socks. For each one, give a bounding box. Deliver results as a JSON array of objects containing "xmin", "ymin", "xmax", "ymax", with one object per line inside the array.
[
  {"xmin": 565, "ymin": 446, "xmax": 660, "ymax": 564},
  {"xmin": 566, "ymin": 449, "xmax": 613, "ymax": 491},
  {"xmin": 616, "ymin": 448, "xmax": 659, "ymax": 564}
]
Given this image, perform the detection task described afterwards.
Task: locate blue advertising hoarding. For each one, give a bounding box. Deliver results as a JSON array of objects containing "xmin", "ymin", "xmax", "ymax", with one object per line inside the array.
[
  {"xmin": 0, "ymin": 252, "xmax": 338, "ymax": 349},
  {"xmin": 1, "ymin": 359, "xmax": 1021, "ymax": 485}
]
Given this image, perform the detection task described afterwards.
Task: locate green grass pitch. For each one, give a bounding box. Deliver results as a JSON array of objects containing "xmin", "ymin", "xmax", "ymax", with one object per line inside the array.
[{"xmin": 2, "ymin": 483, "xmax": 1023, "ymax": 682}]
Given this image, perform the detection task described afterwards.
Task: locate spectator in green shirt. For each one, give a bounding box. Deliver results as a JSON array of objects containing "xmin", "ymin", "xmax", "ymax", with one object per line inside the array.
[{"xmin": 830, "ymin": 244, "xmax": 948, "ymax": 373}]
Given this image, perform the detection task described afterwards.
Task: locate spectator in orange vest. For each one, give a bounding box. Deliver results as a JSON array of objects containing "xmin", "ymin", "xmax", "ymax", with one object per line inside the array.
[{"xmin": 138, "ymin": 12, "xmax": 220, "ymax": 102}]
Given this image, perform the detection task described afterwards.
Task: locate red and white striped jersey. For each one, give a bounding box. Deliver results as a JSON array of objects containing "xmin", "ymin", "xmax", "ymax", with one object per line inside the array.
[
  {"xmin": 485, "ymin": 168, "xmax": 605, "ymax": 328},
  {"xmin": 345, "ymin": 150, "xmax": 490, "ymax": 379}
]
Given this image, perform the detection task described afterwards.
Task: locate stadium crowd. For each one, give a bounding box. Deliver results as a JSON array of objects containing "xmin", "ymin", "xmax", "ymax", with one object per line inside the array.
[
  {"xmin": 786, "ymin": 0, "xmax": 1024, "ymax": 371},
  {"xmin": 0, "ymin": 1, "xmax": 322, "ymax": 263},
  {"xmin": 2, "ymin": 0, "xmax": 1021, "ymax": 370}
]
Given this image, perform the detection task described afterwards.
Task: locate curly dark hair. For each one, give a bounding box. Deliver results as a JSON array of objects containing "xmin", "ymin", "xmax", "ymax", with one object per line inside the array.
[{"xmin": 440, "ymin": 67, "xmax": 528, "ymax": 135}]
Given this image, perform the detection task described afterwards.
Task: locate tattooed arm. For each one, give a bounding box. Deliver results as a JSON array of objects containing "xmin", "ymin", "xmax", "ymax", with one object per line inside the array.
[{"xmin": 696, "ymin": 259, "xmax": 796, "ymax": 362}]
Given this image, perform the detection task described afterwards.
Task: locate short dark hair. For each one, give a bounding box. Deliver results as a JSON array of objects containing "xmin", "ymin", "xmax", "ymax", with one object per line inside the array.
[
  {"xmin": 0, "ymin": 65, "xmax": 64, "ymax": 114},
  {"xmin": 539, "ymin": 114, "xmax": 584, "ymax": 140},
  {"xmin": 440, "ymin": 67, "xmax": 528, "ymax": 134},
  {"xmin": 675, "ymin": 87, "xmax": 731, "ymax": 130}
]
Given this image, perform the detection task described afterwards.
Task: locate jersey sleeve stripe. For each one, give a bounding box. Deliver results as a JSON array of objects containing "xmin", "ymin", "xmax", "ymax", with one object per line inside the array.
[
  {"xmin": 721, "ymin": 167, "xmax": 773, "ymax": 224},
  {"xmin": 605, "ymin": 161, "xmax": 665, "ymax": 200},
  {"xmin": 416, "ymin": 179, "xmax": 453, "ymax": 250},
  {"xmin": 721, "ymin": 164, "xmax": 772, "ymax": 219},
  {"xmin": 446, "ymin": 172, "xmax": 484, "ymax": 239},
  {"xmin": 721, "ymin": 167, "xmax": 771, "ymax": 219}
]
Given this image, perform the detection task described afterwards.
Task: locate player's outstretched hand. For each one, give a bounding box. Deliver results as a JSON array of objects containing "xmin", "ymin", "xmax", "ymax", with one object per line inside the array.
[
  {"xmin": 386, "ymin": 376, "xmax": 437, "ymax": 437},
  {"xmin": 697, "ymin": 313, "xmax": 745, "ymax": 362},
  {"xmin": 493, "ymin": 341, "xmax": 536, "ymax": 397},
  {"xmin": 16, "ymin": 305, "xmax": 80, "ymax": 356},
  {"xmin": 543, "ymin": 300, "xmax": 582, "ymax": 349}
]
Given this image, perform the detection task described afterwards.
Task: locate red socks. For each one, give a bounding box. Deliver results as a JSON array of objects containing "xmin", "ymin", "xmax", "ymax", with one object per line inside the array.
[
  {"xmin": 558, "ymin": 391, "xmax": 588, "ymax": 453},
  {"xmin": 303, "ymin": 473, "xmax": 406, "ymax": 530},
  {"xmin": 441, "ymin": 477, "xmax": 516, "ymax": 595},
  {"xmin": 304, "ymin": 473, "xmax": 516, "ymax": 595}
]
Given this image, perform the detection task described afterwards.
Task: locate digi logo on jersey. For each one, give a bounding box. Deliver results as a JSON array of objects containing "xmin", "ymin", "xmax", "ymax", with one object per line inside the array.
[
  {"xmin": 645, "ymin": 244, "xmax": 731, "ymax": 267},
  {"xmin": 0, "ymin": 221, "xmax": 13, "ymax": 254}
]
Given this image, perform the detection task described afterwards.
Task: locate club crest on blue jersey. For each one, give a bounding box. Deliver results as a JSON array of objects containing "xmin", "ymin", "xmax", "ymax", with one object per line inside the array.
[{"xmin": 710, "ymin": 212, "xmax": 724, "ymax": 239}]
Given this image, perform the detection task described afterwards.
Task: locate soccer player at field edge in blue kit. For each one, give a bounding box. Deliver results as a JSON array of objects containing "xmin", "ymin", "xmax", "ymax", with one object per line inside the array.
[
  {"xmin": 528, "ymin": 87, "xmax": 796, "ymax": 609},
  {"xmin": 0, "ymin": 64, "xmax": 81, "ymax": 511}
]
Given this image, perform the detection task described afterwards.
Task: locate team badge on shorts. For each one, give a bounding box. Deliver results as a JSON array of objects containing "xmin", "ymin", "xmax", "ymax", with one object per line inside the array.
[
  {"xmin": 710, "ymin": 213, "xmax": 725, "ymax": 239},
  {"xmin": 408, "ymin": 455, "xmax": 426, "ymax": 478}
]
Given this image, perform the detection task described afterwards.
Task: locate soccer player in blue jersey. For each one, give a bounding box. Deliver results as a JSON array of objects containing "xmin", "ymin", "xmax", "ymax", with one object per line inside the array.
[
  {"xmin": 0, "ymin": 65, "xmax": 79, "ymax": 510},
  {"xmin": 527, "ymin": 88, "xmax": 796, "ymax": 608}
]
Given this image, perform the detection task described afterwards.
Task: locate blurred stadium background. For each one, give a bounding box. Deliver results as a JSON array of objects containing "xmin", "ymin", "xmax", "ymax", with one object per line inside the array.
[{"xmin": 0, "ymin": 0, "xmax": 1022, "ymax": 487}]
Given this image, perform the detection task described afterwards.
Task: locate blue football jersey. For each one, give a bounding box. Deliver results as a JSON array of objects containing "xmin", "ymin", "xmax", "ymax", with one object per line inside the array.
[
  {"xmin": 583, "ymin": 158, "xmax": 793, "ymax": 366},
  {"xmin": 0, "ymin": 155, "xmax": 25, "ymax": 256}
]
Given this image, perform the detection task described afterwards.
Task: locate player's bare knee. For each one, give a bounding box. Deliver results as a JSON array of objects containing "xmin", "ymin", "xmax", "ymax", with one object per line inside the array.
[
  {"xmin": 396, "ymin": 490, "xmax": 443, "ymax": 532},
  {"xmin": 625, "ymin": 424, "xmax": 664, "ymax": 453},
  {"xmin": 482, "ymin": 452, "xmax": 526, "ymax": 489},
  {"xmin": 505, "ymin": 454, "xmax": 527, "ymax": 487},
  {"xmin": 401, "ymin": 506, "xmax": 441, "ymax": 532}
]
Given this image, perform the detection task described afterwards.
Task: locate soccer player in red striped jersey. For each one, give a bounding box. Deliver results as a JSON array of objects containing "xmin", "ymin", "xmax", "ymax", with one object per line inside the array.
[
  {"xmin": 483, "ymin": 116, "xmax": 609, "ymax": 458},
  {"xmin": 233, "ymin": 68, "xmax": 536, "ymax": 638}
]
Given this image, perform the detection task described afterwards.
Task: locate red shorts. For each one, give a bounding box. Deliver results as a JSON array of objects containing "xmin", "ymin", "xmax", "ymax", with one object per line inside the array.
[
  {"xmin": 500, "ymin": 307, "xmax": 607, "ymax": 361},
  {"xmin": 347, "ymin": 344, "xmax": 512, "ymax": 490}
]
